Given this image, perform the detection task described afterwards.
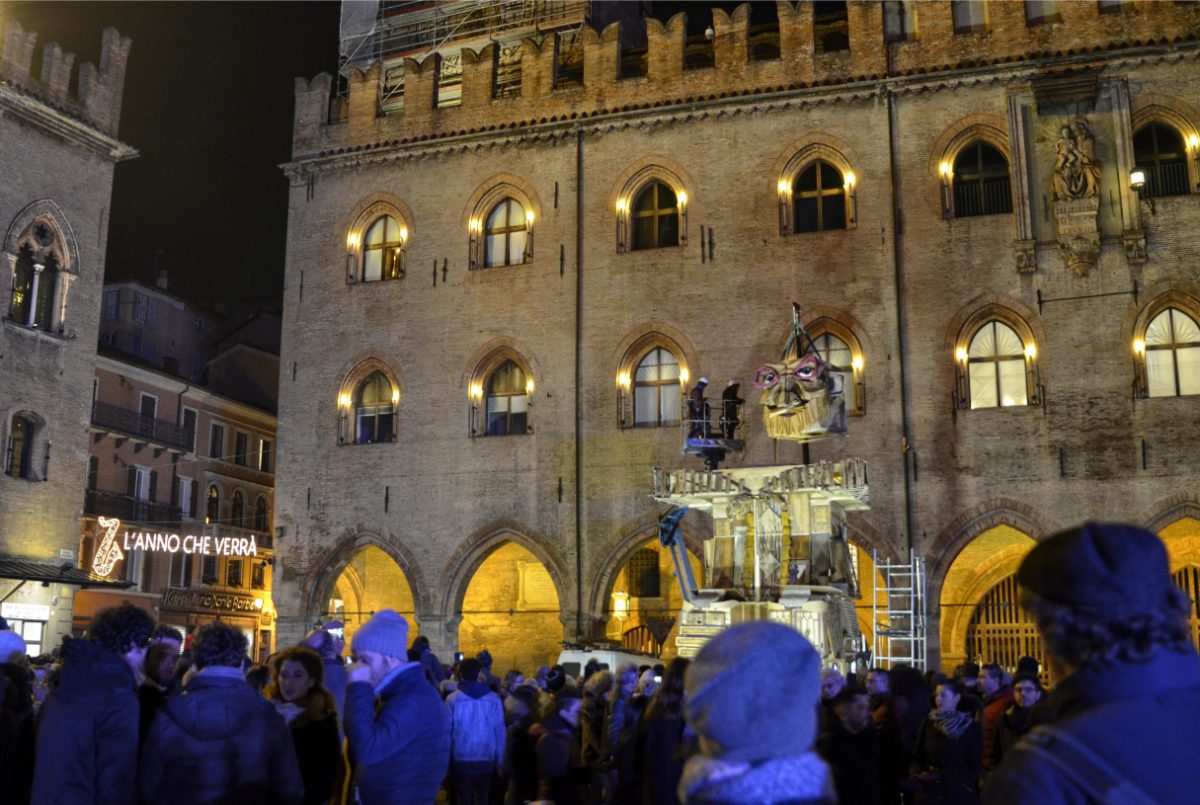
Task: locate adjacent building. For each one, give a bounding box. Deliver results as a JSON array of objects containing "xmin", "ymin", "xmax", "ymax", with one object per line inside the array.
[
  {"xmin": 272, "ymin": 1, "xmax": 1200, "ymax": 672},
  {"xmin": 0, "ymin": 19, "xmax": 135, "ymax": 653},
  {"xmin": 79, "ymin": 281, "xmax": 280, "ymax": 659}
]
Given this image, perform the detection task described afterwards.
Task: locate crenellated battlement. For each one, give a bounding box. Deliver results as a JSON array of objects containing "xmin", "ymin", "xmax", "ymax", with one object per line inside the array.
[
  {"xmin": 292, "ymin": 0, "xmax": 1200, "ymax": 162},
  {"xmin": 0, "ymin": 19, "xmax": 132, "ymax": 138}
]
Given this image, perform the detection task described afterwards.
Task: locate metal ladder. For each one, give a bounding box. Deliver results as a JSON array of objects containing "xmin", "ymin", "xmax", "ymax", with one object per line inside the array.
[{"xmin": 872, "ymin": 549, "xmax": 928, "ymax": 669}]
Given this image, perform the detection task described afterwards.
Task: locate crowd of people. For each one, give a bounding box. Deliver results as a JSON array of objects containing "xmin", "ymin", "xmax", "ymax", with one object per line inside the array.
[{"xmin": 0, "ymin": 520, "xmax": 1198, "ymax": 804}]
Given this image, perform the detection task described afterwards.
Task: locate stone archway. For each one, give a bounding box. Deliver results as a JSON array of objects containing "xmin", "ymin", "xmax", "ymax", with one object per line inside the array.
[
  {"xmin": 600, "ymin": 535, "xmax": 704, "ymax": 660},
  {"xmin": 438, "ymin": 524, "xmax": 571, "ymax": 674},
  {"xmin": 937, "ymin": 524, "xmax": 1037, "ymax": 672},
  {"xmin": 316, "ymin": 545, "xmax": 419, "ymax": 648}
]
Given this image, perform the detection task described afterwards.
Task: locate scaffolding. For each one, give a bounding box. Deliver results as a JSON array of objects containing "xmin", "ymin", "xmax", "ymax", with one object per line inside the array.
[
  {"xmin": 872, "ymin": 549, "xmax": 928, "ymax": 669},
  {"xmin": 335, "ymin": 1, "xmax": 590, "ymax": 115}
]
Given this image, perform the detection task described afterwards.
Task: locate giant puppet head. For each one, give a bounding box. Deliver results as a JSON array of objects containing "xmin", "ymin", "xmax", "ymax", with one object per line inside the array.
[{"xmin": 755, "ymin": 306, "xmax": 847, "ymax": 442}]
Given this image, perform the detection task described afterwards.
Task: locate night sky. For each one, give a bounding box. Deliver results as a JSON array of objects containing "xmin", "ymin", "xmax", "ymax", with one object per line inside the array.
[{"xmin": 4, "ymin": 1, "xmax": 341, "ymax": 305}]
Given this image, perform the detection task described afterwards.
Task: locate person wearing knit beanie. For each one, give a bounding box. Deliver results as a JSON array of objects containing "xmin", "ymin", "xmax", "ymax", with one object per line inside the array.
[
  {"xmin": 984, "ymin": 522, "xmax": 1200, "ymax": 805},
  {"xmin": 344, "ymin": 610, "xmax": 450, "ymax": 803},
  {"xmin": 678, "ymin": 621, "xmax": 834, "ymax": 804},
  {"xmin": 351, "ymin": 609, "xmax": 410, "ymax": 666}
]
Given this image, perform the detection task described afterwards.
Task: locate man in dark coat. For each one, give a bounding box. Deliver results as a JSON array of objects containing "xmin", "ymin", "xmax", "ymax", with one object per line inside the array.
[
  {"xmin": 988, "ymin": 673, "xmax": 1041, "ymax": 768},
  {"xmin": 139, "ymin": 621, "xmax": 303, "ymax": 804},
  {"xmin": 976, "ymin": 663, "xmax": 1012, "ymax": 773},
  {"xmin": 984, "ymin": 522, "xmax": 1200, "ymax": 804},
  {"xmin": 817, "ymin": 685, "xmax": 881, "ymax": 804},
  {"xmin": 343, "ymin": 609, "xmax": 450, "ymax": 804},
  {"xmin": 32, "ymin": 602, "xmax": 155, "ymax": 804}
]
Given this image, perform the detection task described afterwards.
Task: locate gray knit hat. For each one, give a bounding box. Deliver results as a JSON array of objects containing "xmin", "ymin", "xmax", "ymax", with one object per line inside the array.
[
  {"xmin": 351, "ymin": 610, "xmax": 410, "ymax": 660},
  {"xmin": 685, "ymin": 621, "xmax": 820, "ymax": 763}
]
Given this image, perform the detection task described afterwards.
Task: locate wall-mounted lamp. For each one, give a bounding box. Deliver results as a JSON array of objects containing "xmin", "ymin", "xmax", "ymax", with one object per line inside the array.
[
  {"xmin": 954, "ymin": 346, "xmax": 970, "ymax": 407},
  {"xmin": 337, "ymin": 392, "xmax": 352, "ymax": 443},
  {"xmin": 1189, "ymin": 133, "xmax": 1200, "ymax": 188},
  {"xmin": 615, "ymin": 199, "xmax": 628, "ymax": 253},
  {"xmin": 617, "ymin": 371, "xmax": 631, "ymax": 391},
  {"xmin": 611, "ymin": 589, "xmax": 630, "ymax": 621},
  {"xmin": 346, "ymin": 233, "xmax": 360, "ymax": 283},
  {"xmin": 677, "ymin": 190, "xmax": 689, "ymax": 244},
  {"xmin": 777, "ymin": 177, "xmax": 793, "ymax": 234},
  {"xmin": 468, "ymin": 218, "xmax": 483, "ymax": 268},
  {"xmin": 469, "ymin": 381, "xmax": 484, "ymax": 435},
  {"xmin": 1130, "ymin": 169, "xmax": 1154, "ymax": 215},
  {"xmin": 1132, "ymin": 337, "xmax": 1146, "ymax": 356},
  {"xmin": 844, "ymin": 170, "xmax": 858, "ymax": 225},
  {"xmin": 524, "ymin": 209, "xmax": 535, "ymax": 260},
  {"xmin": 939, "ymin": 161, "xmax": 953, "ymax": 218},
  {"xmin": 1024, "ymin": 342, "xmax": 1037, "ymax": 361},
  {"xmin": 679, "ymin": 367, "xmax": 690, "ymax": 388}
]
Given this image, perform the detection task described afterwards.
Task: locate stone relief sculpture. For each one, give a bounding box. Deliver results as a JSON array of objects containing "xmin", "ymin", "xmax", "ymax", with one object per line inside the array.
[
  {"xmin": 1051, "ymin": 119, "xmax": 1102, "ymax": 201},
  {"xmin": 1051, "ymin": 117, "xmax": 1102, "ymax": 276}
]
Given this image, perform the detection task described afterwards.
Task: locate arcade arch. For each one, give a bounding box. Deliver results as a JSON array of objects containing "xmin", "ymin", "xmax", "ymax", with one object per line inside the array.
[
  {"xmin": 458, "ymin": 542, "xmax": 563, "ymax": 674},
  {"xmin": 938, "ymin": 524, "xmax": 1037, "ymax": 673},
  {"xmin": 602, "ymin": 537, "xmax": 704, "ymax": 660},
  {"xmin": 316, "ymin": 544, "xmax": 418, "ymax": 648}
]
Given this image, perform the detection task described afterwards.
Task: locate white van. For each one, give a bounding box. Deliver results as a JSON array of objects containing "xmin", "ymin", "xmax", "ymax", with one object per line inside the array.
[{"xmin": 555, "ymin": 645, "xmax": 658, "ymax": 681}]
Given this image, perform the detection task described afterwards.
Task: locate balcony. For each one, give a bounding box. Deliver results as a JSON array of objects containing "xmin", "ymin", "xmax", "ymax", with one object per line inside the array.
[
  {"xmin": 91, "ymin": 402, "xmax": 191, "ymax": 453},
  {"xmin": 85, "ymin": 490, "xmax": 182, "ymax": 527}
]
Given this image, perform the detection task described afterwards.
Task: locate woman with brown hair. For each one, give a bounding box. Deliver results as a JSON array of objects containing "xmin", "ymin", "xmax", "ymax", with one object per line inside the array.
[{"xmin": 264, "ymin": 646, "xmax": 343, "ymax": 805}]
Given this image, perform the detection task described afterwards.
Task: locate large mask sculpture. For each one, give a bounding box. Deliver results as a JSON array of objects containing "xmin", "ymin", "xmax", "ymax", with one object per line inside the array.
[{"xmin": 755, "ymin": 305, "xmax": 847, "ymax": 442}]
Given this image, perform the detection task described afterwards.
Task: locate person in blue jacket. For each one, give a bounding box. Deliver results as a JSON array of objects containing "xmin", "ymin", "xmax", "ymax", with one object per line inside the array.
[
  {"xmin": 984, "ymin": 522, "xmax": 1200, "ymax": 804},
  {"xmin": 344, "ymin": 609, "xmax": 451, "ymax": 804},
  {"xmin": 31, "ymin": 603, "xmax": 154, "ymax": 805}
]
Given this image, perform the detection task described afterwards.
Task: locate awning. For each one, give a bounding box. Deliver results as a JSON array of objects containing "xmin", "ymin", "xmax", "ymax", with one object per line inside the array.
[{"xmin": 0, "ymin": 558, "xmax": 134, "ymax": 589}]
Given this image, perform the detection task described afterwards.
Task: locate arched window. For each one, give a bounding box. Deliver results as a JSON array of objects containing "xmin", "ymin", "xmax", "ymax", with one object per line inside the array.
[
  {"xmin": 355, "ymin": 371, "xmax": 397, "ymax": 444},
  {"xmin": 484, "ymin": 360, "xmax": 529, "ymax": 436},
  {"xmin": 952, "ymin": 141, "xmax": 1012, "ymax": 217},
  {"xmin": 231, "ymin": 491, "xmax": 245, "ymax": 527},
  {"xmin": 5, "ymin": 414, "xmax": 35, "ymax": 478},
  {"xmin": 206, "ymin": 485, "xmax": 219, "ymax": 524},
  {"xmin": 793, "ymin": 160, "xmax": 847, "ymax": 232},
  {"xmin": 9, "ymin": 244, "xmax": 61, "ymax": 330},
  {"xmin": 254, "ymin": 496, "xmax": 269, "ymax": 532},
  {"xmin": 633, "ymin": 347, "xmax": 681, "ymax": 427},
  {"xmin": 1133, "ymin": 123, "xmax": 1190, "ymax": 198},
  {"xmin": 1143, "ymin": 308, "xmax": 1200, "ymax": 397},
  {"xmin": 631, "ymin": 182, "xmax": 680, "ymax": 250},
  {"xmin": 966, "ymin": 321, "xmax": 1029, "ymax": 409},
  {"xmin": 362, "ymin": 215, "xmax": 405, "ymax": 282},
  {"xmin": 806, "ymin": 331, "xmax": 859, "ymax": 414},
  {"xmin": 484, "ymin": 197, "xmax": 529, "ymax": 267}
]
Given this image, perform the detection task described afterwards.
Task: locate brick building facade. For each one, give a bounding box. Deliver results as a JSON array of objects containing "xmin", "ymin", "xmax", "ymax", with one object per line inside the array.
[
  {"xmin": 0, "ymin": 19, "xmax": 135, "ymax": 653},
  {"xmin": 273, "ymin": 1, "xmax": 1200, "ymax": 670}
]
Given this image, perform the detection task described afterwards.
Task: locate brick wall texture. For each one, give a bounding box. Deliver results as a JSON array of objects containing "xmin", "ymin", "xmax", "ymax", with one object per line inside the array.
[{"xmin": 274, "ymin": 1, "xmax": 1200, "ymax": 668}]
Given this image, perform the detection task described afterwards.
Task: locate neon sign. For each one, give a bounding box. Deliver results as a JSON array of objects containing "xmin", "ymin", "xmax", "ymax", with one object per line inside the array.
[{"xmin": 91, "ymin": 518, "xmax": 258, "ymax": 578}]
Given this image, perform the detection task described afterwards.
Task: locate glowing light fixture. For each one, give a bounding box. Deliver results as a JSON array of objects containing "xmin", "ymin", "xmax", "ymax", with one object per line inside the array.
[
  {"xmin": 851, "ymin": 355, "xmax": 864, "ymax": 371},
  {"xmin": 955, "ymin": 347, "xmax": 969, "ymax": 363},
  {"xmin": 611, "ymin": 589, "xmax": 630, "ymax": 621},
  {"xmin": 1024, "ymin": 343, "xmax": 1037, "ymax": 360},
  {"xmin": 1133, "ymin": 338, "xmax": 1146, "ymax": 355}
]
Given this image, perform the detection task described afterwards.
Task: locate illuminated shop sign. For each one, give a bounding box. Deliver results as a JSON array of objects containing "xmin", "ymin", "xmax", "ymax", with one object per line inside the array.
[
  {"xmin": 161, "ymin": 588, "xmax": 263, "ymax": 615},
  {"xmin": 92, "ymin": 517, "xmax": 258, "ymax": 578}
]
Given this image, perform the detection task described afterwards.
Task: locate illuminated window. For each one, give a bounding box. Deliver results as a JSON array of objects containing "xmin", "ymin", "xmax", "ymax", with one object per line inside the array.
[
  {"xmin": 1144, "ymin": 308, "xmax": 1200, "ymax": 397},
  {"xmin": 484, "ymin": 197, "xmax": 529, "ymax": 267},
  {"xmin": 9, "ymin": 246, "xmax": 59, "ymax": 330},
  {"xmin": 362, "ymin": 215, "xmax": 404, "ymax": 282},
  {"xmin": 967, "ymin": 321, "xmax": 1028, "ymax": 409},
  {"xmin": 633, "ymin": 348, "xmax": 682, "ymax": 427},
  {"xmin": 794, "ymin": 160, "xmax": 847, "ymax": 233},
  {"xmin": 631, "ymin": 182, "xmax": 680, "ymax": 250},
  {"xmin": 485, "ymin": 360, "xmax": 529, "ymax": 436},
  {"xmin": 953, "ymin": 142, "xmax": 1012, "ymax": 217},
  {"xmin": 1133, "ymin": 123, "xmax": 1190, "ymax": 198},
  {"xmin": 206, "ymin": 485, "xmax": 219, "ymax": 524},
  {"xmin": 355, "ymin": 371, "xmax": 396, "ymax": 444},
  {"xmin": 806, "ymin": 332, "xmax": 860, "ymax": 414}
]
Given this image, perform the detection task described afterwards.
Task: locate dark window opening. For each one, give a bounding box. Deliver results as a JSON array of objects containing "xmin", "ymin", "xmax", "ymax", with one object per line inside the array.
[
  {"xmin": 953, "ymin": 142, "xmax": 1013, "ymax": 217},
  {"xmin": 6, "ymin": 415, "xmax": 35, "ymax": 478},
  {"xmin": 356, "ymin": 371, "xmax": 396, "ymax": 444},
  {"xmin": 627, "ymin": 549, "xmax": 661, "ymax": 598},
  {"xmin": 9, "ymin": 246, "xmax": 59, "ymax": 330},
  {"xmin": 492, "ymin": 45, "xmax": 522, "ymax": 98},
  {"xmin": 814, "ymin": 1, "xmax": 850, "ymax": 53},
  {"xmin": 631, "ymin": 182, "xmax": 680, "ymax": 250},
  {"xmin": 1134, "ymin": 123, "xmax": 1190, "ymax": 198},
  {"xmin": 793, "ymin": 161, "xmax": 847, "ymax": 233},
  {"xmin": 749, "ymin": 3, "xmax": 781, "ymax": 61},
  {"xmin": 554, "ymin": 30, "xmax": 584, "ymax": 88}
]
